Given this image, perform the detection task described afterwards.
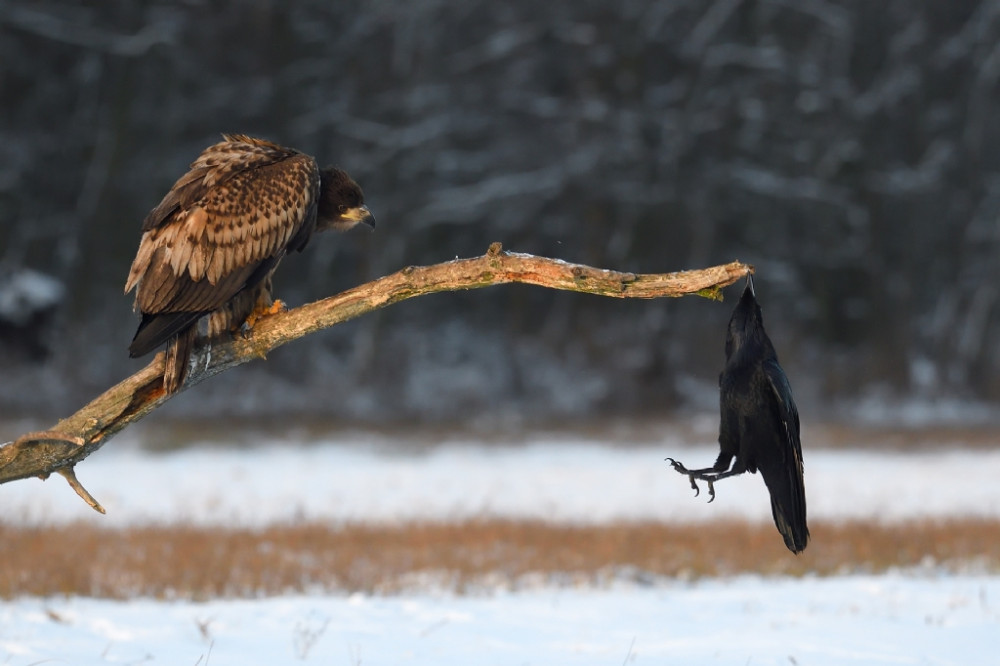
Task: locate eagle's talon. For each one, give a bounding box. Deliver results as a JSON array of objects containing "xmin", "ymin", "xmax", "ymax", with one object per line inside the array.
[
  {"xmin": 242, "ymin": 299, "xmax": 287, "ymax": 334},
  {"xmin": 265, "ymin": 299, "xmax": 287, "ymax": 316}
]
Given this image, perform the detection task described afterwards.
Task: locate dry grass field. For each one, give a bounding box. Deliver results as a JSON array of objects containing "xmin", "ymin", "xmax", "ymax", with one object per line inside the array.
[{"xmin": 1, "ymin": 518, "xmax": 997, "ymax": 599}]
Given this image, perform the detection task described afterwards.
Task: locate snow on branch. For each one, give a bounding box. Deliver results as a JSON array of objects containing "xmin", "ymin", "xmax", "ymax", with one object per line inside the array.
[{"xmin": 0, "ymin": 243, "xmax": 752, "ymax": 511}]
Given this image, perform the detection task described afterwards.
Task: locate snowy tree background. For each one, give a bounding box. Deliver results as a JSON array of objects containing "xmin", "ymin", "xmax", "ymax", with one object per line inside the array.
[{"xmin": 3, "ymin": 0, "xmax": 1000, "ymax": 424}]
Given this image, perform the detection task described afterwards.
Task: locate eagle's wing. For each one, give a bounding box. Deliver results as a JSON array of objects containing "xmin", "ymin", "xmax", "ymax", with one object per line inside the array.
[
  {"xmin": 139, "ymin": 135, "xmax": 291, "ymax": 232},
  {"xmin": 125, "ymin": 136, "xmax": 320, "ymax": 356}
]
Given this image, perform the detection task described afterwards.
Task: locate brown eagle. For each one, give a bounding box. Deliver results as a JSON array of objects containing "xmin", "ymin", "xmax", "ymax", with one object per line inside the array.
[{"xmin": 125, "ymin": 134, "xmax": 374, "ymax": 393}]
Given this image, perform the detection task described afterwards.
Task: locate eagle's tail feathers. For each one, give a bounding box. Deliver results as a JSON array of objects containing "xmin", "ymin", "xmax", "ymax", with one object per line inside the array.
[
  {"xmin": 129, "ymin": 312, "xmax": 203, "ymax": 358},
  {"xmin": 163, "ymin": 326, "xmax": 197, "ymax": 394}
]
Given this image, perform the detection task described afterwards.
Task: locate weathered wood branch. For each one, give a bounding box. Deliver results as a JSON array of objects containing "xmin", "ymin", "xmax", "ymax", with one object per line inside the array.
[{"xmin": 0, "ymin": 243, "xmax": 752, "ymax": 509}]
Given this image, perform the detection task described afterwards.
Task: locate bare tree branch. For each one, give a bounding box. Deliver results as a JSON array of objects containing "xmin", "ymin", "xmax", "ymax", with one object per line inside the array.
[{"xmin": 0, "ymin": 243, "xmax": 752, "ymax": 509}]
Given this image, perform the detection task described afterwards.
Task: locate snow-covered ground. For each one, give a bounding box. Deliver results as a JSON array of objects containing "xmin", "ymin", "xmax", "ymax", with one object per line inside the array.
[
  {"xmin": 2, "ymin": 433, "xmax": 999, "ymax": 526},
  {"xmin": 2, "ymin": 429, "xmax": 999, "ymax": 664},
  {"xmin": 2, "ymin": 574, "xmax": 997, "ymax": 665}
]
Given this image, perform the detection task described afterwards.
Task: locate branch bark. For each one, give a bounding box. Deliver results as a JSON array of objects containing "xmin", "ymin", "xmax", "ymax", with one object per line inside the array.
[{"xmin": 0, "ymin": 243, "xmax": 752, "ymax": 509}]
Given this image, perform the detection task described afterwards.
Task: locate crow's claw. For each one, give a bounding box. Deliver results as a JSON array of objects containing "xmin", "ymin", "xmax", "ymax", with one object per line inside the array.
[
  {"xmin": 666, "ymin": 457, "xmax": 702, "ymax": 497},
  {"xmin": 667, "ymin": 457, "xmax": 722, "ymax": 502},
  {"xmin": 665, "ymin": 457, "xmax": 688, "ymax": 473}
]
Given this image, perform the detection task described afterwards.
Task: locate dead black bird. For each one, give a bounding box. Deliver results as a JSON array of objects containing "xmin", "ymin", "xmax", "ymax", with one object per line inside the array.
[{"xmin": 667, "ymin": 273, "xmax": 809, "ymax": 554}]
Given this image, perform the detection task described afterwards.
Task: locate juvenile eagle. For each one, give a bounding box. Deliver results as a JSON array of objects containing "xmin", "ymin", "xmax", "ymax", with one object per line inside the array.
[{"xmin": 125, "ymin": 134, "xmax": 374, "ymax": 393}]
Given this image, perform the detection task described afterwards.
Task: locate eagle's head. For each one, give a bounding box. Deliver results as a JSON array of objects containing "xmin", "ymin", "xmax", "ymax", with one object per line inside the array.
[{"xmin": 317, "ymin": 168, "xmax": 376, "ymax": 232}]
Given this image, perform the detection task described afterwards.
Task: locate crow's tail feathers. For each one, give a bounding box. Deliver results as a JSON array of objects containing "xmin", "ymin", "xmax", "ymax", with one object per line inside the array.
[
  {"xmin": 760, "ymin": 459, "xmax": 809, "ymax": 554},
  {"xmin": 771, "ymin": 494, "xmax": 809, "ymax": 554}
]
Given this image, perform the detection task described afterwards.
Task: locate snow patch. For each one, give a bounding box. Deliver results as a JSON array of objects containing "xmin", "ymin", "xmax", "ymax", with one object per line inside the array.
[
  {"xmin": 0, "ymin": 575, "xmax": 996, "ymax": 665},
  {"xmin": 2, "ymin": 437, "xmax": 999, "ymax": 527},
  {"xmin": 0, "ymin": 269, "xmax": 63, "ymax": 324}
]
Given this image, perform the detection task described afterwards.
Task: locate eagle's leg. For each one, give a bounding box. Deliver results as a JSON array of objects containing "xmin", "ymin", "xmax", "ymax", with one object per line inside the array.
[
  {"xmin": 245, "ymin": 299, "xmax": 287, "ymax": 328},
  {"xmin": 241, "ymin": 277, "xmax": 287, "ymax": 332}
]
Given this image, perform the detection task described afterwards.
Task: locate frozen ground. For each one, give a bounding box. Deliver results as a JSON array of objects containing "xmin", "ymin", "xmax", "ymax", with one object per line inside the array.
[
  {"xmin": 2, "ymin": 430, "xmax": 999, "ymax": 664},
  {"xmin": 2, "ymin": 574, "xmax": 997, "ymax": 665},
  {"xmin": 2, "ymin": 434, "xmax": 999, "ymax": 526}
]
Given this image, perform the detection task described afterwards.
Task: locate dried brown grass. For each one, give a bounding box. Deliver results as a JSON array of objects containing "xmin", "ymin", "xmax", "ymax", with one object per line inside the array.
[{"xmin": 1, "ymin": 519, "xmax": 997, "ymax": 600}]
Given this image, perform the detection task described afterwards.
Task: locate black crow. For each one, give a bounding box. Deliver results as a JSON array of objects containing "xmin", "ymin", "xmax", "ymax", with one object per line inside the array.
[{"xmin": 667, "ymin": 273, "xmax": 809, "ymax": 554}]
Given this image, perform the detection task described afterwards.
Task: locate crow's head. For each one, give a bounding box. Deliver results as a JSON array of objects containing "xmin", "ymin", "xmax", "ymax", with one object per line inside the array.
[{"xmin": 725, "ymin": 273, "xmax": 766, "ymax": 360}]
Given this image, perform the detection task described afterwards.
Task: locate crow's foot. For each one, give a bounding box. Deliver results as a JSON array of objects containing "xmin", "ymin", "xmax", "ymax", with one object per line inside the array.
[
  {"xmin": 666, "ymin": 457, "xmax": 701, "ymax": 497},
  {"xmin": 665, "ymin": 457, "xmax": 718, "ymax": 502}
]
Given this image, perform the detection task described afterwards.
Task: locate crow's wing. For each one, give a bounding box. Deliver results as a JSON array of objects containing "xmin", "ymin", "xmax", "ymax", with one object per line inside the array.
[{"xmin": 758, "ymin": 358, "xmax": 809, "ymax": 553}]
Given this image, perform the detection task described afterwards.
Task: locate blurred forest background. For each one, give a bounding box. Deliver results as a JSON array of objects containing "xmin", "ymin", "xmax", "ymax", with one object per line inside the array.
[{"xmin": 2, "ymin": 0, "xmax": 1000, "ymax": 427}]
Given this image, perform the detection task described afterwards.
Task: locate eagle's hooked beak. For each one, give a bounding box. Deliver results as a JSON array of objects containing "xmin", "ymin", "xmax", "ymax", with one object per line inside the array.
[{"xmin": 341, "ymin": 204, "xmax": 376, "ymax": 229}]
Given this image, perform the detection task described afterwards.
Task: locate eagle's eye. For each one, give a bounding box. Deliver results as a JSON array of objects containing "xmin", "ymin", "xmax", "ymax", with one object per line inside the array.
[{"xmin": 338, "ymin": 204, "xmax": 348, "ymax": 213}]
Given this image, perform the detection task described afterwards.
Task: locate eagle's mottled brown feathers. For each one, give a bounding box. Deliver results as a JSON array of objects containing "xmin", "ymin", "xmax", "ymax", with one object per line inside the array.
[{"xmin": 125, "ymin": 135, "xmax": 372, "ymax": 393}]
